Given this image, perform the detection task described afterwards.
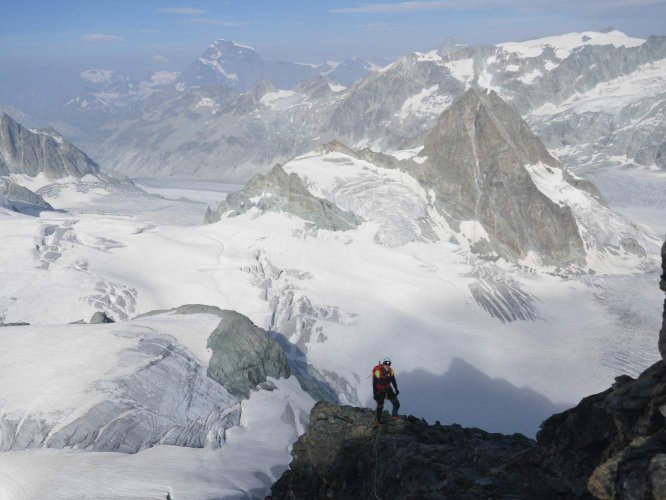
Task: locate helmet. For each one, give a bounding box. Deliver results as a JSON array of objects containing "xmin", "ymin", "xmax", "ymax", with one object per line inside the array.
[{"xmin": 382, "ymin": 356, "xmax": 392, "ymax": 366}]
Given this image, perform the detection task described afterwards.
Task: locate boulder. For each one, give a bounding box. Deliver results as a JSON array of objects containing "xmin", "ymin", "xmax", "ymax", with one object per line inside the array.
[
  {"xmin": 206, "ymin": 309, "xmax": 290, "ymax": 398},
  {"xmin": 90, "ymin": 311, "xmax": 115, "ymax": 324}
]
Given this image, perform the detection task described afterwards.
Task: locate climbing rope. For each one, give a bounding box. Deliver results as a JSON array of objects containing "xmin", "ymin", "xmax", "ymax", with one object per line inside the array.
[{"xmin": 372, "ymin": 421, "xmax": 383, "ymax": 500}]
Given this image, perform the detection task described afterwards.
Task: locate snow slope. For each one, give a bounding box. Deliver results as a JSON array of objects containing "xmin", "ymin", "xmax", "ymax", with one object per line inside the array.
[
  {"xmin": 0, "ymin": 150, "xmax": 660, "ymax": 436},
  {"xmin": 0, "ymin": 376, "xmax": 312, "ymax": 499},
  {"xmin": 497, "ymin": 30, "xmax": 644, "ymax": 60}
]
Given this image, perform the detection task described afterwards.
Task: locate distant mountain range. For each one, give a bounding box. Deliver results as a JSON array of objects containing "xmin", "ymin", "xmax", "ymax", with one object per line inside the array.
[
  {"xmin": 81, "ymin": 31, "xmax": 663, "ymax": 186},
  {"xmin": 20, "ymin": 40, "xmax": 379, "ymax": 137},
  {"xmin": 2, "ymin": 30, "xmax": 664, "ymax": 232}
]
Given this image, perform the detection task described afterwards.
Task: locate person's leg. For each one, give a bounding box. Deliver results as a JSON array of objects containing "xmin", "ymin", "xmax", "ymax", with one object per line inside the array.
[
  {"xmin": 375, "ymin": 393, "xmax": 386, "ymax": 422},
  {"xmin": 387, "ymin": 389, "xmax": 400, "ymax": 417}
]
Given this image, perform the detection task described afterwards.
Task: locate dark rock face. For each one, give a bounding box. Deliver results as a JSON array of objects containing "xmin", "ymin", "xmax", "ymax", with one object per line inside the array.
[
  {"xmin": 205, "ymin": 163, "xmax": 360, "ymax": 231},
  {"xmin": 420, "ymin": 87, "xmax": 587, "ymax": 265},
  {"xmin": 270, "ymin": 402, "xmax": 564, "ymax": 500},
  {"xmin": 537, "ymin": 362, "xmax": 666, "ymax": 498},
  {"xmin": 0, "ymin": 113, "xmax": 100, "ymax": 179},
  {"xmin": 659, "ymin": 241, "xmax": 666, "ymax": 361}
]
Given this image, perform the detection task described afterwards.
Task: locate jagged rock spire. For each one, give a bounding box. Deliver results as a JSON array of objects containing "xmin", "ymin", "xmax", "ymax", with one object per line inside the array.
[{"xmin": 420, "ymin": 87, "xmax": 586, "ymax": 264}]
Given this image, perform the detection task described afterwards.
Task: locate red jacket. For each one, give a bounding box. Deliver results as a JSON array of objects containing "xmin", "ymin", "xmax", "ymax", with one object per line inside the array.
[{"xmin": 372, "ymin": 364, "xmax": 397, "ymax": 394}]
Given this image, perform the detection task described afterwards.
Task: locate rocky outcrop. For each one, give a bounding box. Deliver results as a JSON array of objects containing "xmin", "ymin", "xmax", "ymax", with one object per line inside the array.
[
  {"xmin": 419, "ymin": 87, "xmax": 588, "ymax": 264},
  {"xmin": 0, "ymin": 113, "xmax": 100, "ymax": 179},
  {"xmin": 0, "ymin": 177, "xmax": 52, "ymax": 214},
  {"xmin": 270, "ymin": 402, "xmax": 564, "ymax": 499},
  {"xmin": 660, "ymin": 241, "xmax": 666, "ymax": 361},
  {"xmin": 205, "ymin": 164, "xmax": 360, "ymax": 231},
  {"xmin": 206, "ymin": 308, "xmax": 291, "ymax": 398},
  {"xmin": 90, "ymin": 311, "xmax": 114, "ymax": 324},
  {"xmin": 537, "ymin": 361, "xmax": 666, "ymax": 498}
]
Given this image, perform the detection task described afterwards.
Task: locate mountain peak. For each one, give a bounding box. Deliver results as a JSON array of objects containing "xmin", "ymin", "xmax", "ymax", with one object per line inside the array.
[
  {"xmin": 438, "ymin": 36, "xmax": 463, "ymax": 54},
  {"xmin": 210, "ymin": 39, "xmax": 256, "ymax": 51},
  {"xmin": 0, "ymin": 111, "xmax": 16, "ymax": 126},
  {"xmin": 421, "ymin": 88, "xmax": 587, "ymax": 264}
]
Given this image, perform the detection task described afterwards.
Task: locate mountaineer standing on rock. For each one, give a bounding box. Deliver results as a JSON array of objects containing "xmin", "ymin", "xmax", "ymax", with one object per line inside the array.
[{"xmin": 372, "ymin": 356, "xmax": 400, "ymax": 427}]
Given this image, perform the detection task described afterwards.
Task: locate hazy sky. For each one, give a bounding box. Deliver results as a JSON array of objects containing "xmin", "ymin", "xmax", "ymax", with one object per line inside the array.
[{"xmin": 1, "ymin": 0, "xmax": 665, "ymax": 93}]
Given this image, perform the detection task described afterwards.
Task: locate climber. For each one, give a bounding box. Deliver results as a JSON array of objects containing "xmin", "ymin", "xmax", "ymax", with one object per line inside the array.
[{"xmin": 372, "ymin": 356, "xmax": 400, "ymax": 428}]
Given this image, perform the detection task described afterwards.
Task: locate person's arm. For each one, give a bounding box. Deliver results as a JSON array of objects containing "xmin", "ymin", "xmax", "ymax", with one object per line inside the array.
[{"xmin": 390, "ymin": 373, "xmax": 399, "ymax": 395}]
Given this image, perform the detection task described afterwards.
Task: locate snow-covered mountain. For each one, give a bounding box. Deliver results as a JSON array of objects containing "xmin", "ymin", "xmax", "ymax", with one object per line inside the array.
[
  {"xmin": 209, "ymin": 88, "xmax": 656, "ymax": 271},
  {"xmin": 88, "ymin": 31, "xmax": 666, "ymax": 205},
  {"xmin": 91, "ymin": 76, "xmax": 347, "ymax": 180},
  {"xmin": 175, "ymin": 39, "xmax": 377, "ymax": 92}
]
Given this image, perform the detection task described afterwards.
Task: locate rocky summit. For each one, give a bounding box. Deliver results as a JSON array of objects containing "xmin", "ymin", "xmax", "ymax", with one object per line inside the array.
[{"xmin": 270, "ymin": 240, "xmax": 666, "ymax": 499}]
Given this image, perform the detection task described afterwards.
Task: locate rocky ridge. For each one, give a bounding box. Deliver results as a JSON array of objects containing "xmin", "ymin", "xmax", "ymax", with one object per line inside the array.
[
  {"xmin": 205, "ymin": 163, "xmax": 360, "ymax": 231},
  {"xmin": 270, "ymin": 401, "xmax": 563, "ymax": 499}
]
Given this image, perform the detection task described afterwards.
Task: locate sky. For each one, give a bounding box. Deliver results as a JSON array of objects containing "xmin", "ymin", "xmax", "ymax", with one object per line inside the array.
[{"xmin": 1, "ymin": 0, "xmax": 665, "ymax": 108}]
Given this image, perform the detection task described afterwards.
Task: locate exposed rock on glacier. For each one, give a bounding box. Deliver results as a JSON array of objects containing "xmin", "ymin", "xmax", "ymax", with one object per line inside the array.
[
  {"xmin": 0, "ymin": 177, "xmax": 52, "ymax": 215},
  {"xmin": 206, "ymin": 310, "xmax": 291, "ymax": 398},
  {"xmin": 0, "ymin": 112, "xmax": 99, "ymax": 178},
  {"xmin": 90, "ymin": 311, "xmax": 114, "ymax": 323},
  {"xmin": 205, "ymin": 164, "xmax": 360, "ymax": 231},
  {"xmin": 419, "ymin": 87, "xmax": 587, "ymax": 264}
]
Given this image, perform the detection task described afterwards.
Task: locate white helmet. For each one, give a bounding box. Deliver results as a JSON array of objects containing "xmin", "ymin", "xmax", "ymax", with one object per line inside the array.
[{"xmin": 382, "ymin": 356, "xmax": 392, "ymax": 366}]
